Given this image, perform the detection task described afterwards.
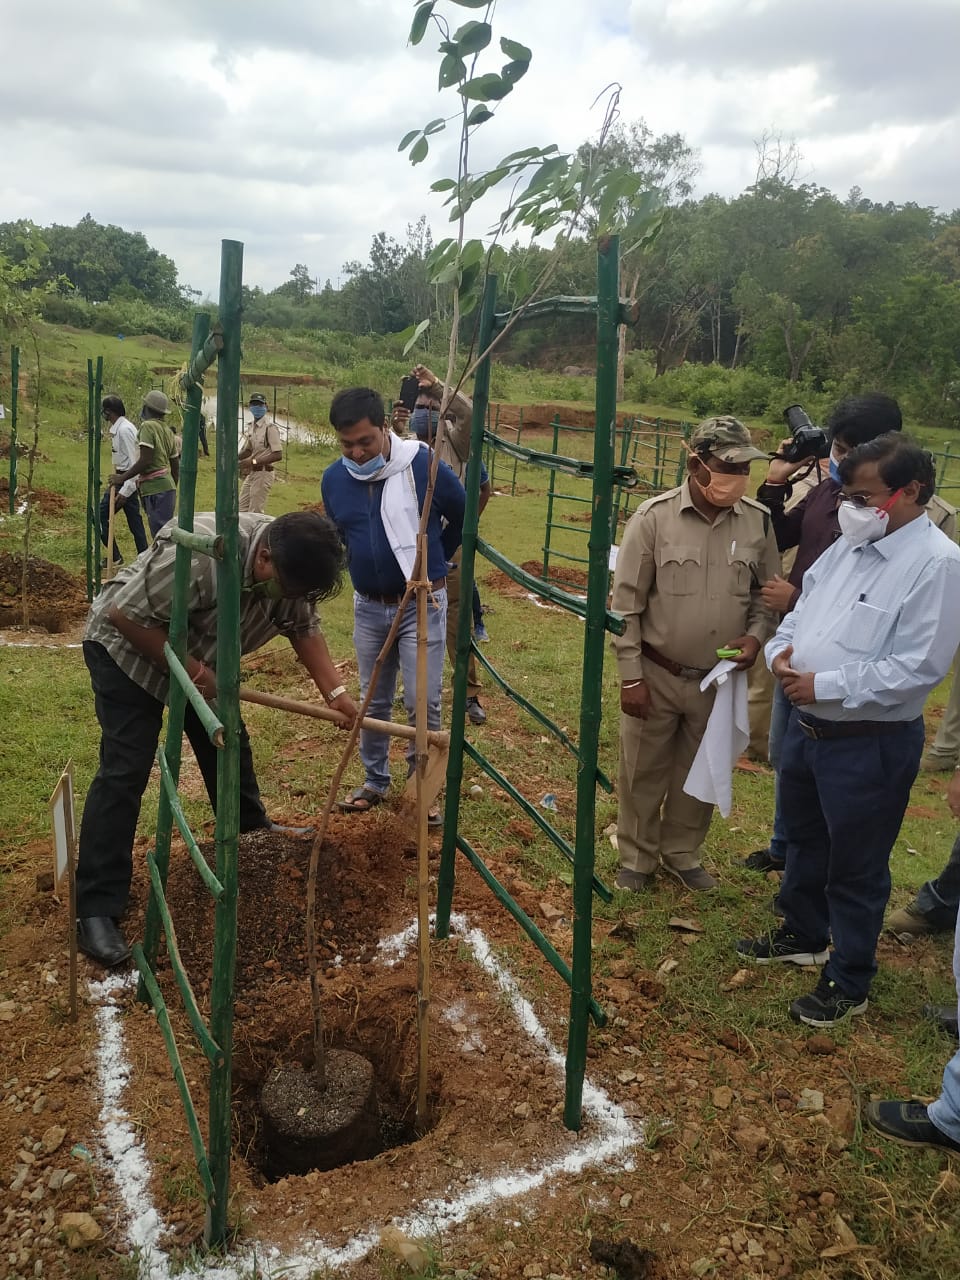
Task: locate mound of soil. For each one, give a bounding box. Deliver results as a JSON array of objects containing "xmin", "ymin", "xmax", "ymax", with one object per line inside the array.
[
  {"xmin": 0, "ymin": 479, "xmax": 68, "ymax": 514},
  {"xmin": 488, "ymin": 558, "xmax": 590, "ymax": 600},
  {"xmin": 0, "ymin": 552, "xmax": 88, "ymax": 632}
]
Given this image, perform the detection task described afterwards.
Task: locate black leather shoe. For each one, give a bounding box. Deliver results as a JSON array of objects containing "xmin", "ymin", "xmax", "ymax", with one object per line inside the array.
[
  {"xmin": 77, "ymin": 917, "xmax": 131, "ymax": 968},
  {"xmin": 924, "ymin": 1004, "xmax": 960, "ymax": 1038}
]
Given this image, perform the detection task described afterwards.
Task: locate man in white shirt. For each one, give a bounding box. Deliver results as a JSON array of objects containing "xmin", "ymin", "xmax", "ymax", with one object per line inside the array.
[
  {"xmin": 738, "ymin": 434, "xmax": 960, "ymax": 1027},
  {"xmin": 100, "ymin": 396, "xmax": 148, "ymax": 566}
]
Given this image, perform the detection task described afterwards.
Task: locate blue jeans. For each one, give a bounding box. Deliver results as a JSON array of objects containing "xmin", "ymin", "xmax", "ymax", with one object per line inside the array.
[
  {"xmin": 767, "ymin": 681, "xmax": 794, "ymax": 864},
  {"xmin": 928, "ymin": 919, "xmax": 960, "ymax": 1142},
  {"xmin": 914, "ymin": 833, "xmax": 960, "ymax": 928},
  {"xmin": 353, "ymin": 590, "xmax": 447, "ymax": 795},
  {"xmin": 778, "ymin": 713, "xmax": 925, "ymax": 1002}
]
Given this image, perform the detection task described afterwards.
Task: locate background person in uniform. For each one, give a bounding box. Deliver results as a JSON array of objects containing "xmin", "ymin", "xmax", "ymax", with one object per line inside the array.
[
  {"xmin": 611, "ymin": 417, "xmax": 779, "ymax": 892},
  {"xmin": 410, "ymin": 364, "xmax": 491, "ymax": 724},
  {"xmin": 740, "ymin": 435, "xmax": 960, "ymax": 1027},
  {"xmin": 321, "ymin": 386, "xmax": 465, "ymax": 820},
  {"xmin": 238, "ymin": 392, "xmax": 282, "ymax": 512},
  {"xmin": 745, "ymin": 395, "xmax": 909, "ymax": 875},
  {"xmin": 75, "ymin": 511, "xmax": 358, "ymax": 968},
  {"xmin": 109, "ymin": 389, "xmax": 180, "ymax": 538},
  {"xmin": 99, "ymin": 395, "xmax": 147, "ymax": 567}
]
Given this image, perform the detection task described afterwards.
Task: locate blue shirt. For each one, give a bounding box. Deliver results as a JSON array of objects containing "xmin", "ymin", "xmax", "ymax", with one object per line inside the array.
[
  {"xmin": 321, "ymin": 445, "xmax": 465, "ymax": 596},
  {"xmin": 765, "ymin": 514, "xmax": 960, "ymax": 721}
]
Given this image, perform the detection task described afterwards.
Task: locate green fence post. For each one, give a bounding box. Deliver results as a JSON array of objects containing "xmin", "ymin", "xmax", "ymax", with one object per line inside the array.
[
  {"xmin": 205, "ymin": 240, "xmax": 244, "ymax": 1248},
  {"xmin": 93, "ymin": 357, "xmax": 103, "ymax": 596},
  {"xmin": 8, "ymin": 346, "xmax": 19, "ymax": 514},
  {"xmin": 512, "ymin": 408, "xmax": 522, "ymax": 496},
  {"xmin": 564, "ymin": 236, "xmax": 620, "ymax": 1131},
  {"xmin": 85, "ymin": 361, "xmax": 95, "ymax": 600},
  {"xmin": 139, "ymin": 313, "xmax": 211, "ymax": 985},
  {"xmin": 542, "ymin": 414, "xmax": 561, "ymax": 580},
  {"xmin": 436, "ymin": 274, "xmax": 498, "ymax": 939}
]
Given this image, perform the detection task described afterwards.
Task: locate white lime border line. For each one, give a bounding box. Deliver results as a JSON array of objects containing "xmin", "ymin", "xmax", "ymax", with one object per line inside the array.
[{"xmin": 90, "ymin": 912, "xmax": 643, "ymax": 1278}]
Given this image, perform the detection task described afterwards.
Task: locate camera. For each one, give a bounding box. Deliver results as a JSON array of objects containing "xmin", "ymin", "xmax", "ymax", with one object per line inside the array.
[{"xmin": 780, "ymin": 404, "xmax": 829, "ymax": 463}]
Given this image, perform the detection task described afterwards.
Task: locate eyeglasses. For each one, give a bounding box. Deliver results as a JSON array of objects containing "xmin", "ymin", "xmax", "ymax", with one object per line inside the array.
[{"xmin": 837, "ymin": 488, "xmax": 892, "ymax": 509}]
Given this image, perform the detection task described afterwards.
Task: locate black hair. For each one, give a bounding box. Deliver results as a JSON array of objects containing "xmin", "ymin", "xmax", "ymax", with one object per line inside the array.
[
  {"xmin": 102, "ymin": 395, "xmax": 125, "ymax": 418},
  {"xmin": 827, "ymin": 393, "xmax": 902, "ymax": 447},
  {"xmin": 329, "ymin": 387, "xmax": 385, "ymax": 430},
  {"xmin": 268, "ymin": 512, "xmax": 346, "ymax": 602},
  {"xmin": 837, "ymin": 432, "xmax": 935, "ymax": 506}
]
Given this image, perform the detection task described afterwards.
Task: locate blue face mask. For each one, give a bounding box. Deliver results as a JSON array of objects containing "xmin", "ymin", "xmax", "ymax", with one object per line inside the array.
[
  {"xmin": 342, "ymin": 453, "xmax": 386, "ymax": 479},
  {"xmin": 250, "ymin": 405, "xmax": 267, "ymax": 421},
  {"xmin": 828, "ymin": 447, "xmax": 842, "ymax": 484},
  {"xmin": 411, "ymin": 407, "xmax": 439, "ymax": 440}
]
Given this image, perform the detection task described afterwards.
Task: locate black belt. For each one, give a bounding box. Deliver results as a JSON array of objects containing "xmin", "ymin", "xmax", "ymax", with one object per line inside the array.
[
  {"xmin": 797, "ymin": 715, "xmax": 920, "ymax": 740},
  {"xmin": 362, "ymin": 577, "xmax": 446, "ymax": 605},
  {"xmin": 641, "ymin": 641, "xmax": 710, "ymax": 681}
]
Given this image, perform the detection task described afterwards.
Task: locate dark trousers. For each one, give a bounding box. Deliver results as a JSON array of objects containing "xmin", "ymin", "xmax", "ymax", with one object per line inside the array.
[
  {"xmin": 76, "ymin": 642, "xmax": 268, "ymax": 918},
  {"xmin": 915, "ymin": 833, "xmax": 960, "ymax": 927},
  {"xmin": 99, "ymin": 489, "xmax": 148, "ymax": 562},
  {"xmin": 779, "ymin": 712, "xmax": 925, "ymax": 1001}
]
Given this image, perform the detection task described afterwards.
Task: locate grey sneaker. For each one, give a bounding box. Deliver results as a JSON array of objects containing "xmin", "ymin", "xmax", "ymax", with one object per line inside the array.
[
  {"xmin": 920, "ymin": 753, "xmax": 957, "ymax": 772},
  {"xmin": 615, "ymin": 868, "xmax": 654, "ymax": 892},
  {"xmin": 664, "ymin": 864, "xmax": 717, "ymax": 890}
]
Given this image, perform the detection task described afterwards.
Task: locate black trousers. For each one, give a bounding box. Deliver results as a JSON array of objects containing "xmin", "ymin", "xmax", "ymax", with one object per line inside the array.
[
  {"xmin": 76, "ymin": 642, "xmax": 268, "ymax": 918},
  {"xmin": 99, "ymin": 488, "xmax": 148, "ymax": 561}
]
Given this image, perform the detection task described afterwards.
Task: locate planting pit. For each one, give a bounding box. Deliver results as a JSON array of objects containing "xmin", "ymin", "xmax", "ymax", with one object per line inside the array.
[{"xmin": 100, "ymin": 811, "xmax": 639, "ymax": 1270}]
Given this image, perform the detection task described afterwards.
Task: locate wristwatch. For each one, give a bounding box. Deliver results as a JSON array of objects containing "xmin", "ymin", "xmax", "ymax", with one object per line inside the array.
[{"xmin": 326, "ymin": 684, "xmax": 347, "ymax": 703}]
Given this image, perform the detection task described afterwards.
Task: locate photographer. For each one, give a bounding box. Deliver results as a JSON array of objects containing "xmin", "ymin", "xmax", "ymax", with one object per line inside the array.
[{"xmin": 744, "ymin": 394, "xmax": 906, "ymax": 875}]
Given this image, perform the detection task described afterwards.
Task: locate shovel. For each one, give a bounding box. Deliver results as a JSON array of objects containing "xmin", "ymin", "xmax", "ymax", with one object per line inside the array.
[{"xmin": 238, "ymin": 687, "xmax": 450, "ymax": 811}]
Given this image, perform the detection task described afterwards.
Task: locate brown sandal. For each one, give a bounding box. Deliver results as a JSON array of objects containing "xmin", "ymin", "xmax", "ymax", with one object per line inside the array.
[{"xmin": 338, "ymin": 786, "xmax": 384, "ymax": 815}]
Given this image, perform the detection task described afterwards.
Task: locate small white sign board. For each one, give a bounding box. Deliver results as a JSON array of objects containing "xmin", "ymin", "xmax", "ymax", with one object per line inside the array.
[{"xmin": 48, "ymin": 763, "xmax": 78, "ymax": 1020}]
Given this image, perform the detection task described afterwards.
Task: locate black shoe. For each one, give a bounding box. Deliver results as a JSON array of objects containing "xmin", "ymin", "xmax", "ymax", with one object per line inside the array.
[
  {"xmin": 924, "ymin": 1004, "xmax": 960, "ymax": 1038},
  {"xmin": 77, "ymin": 917, "xmax": 131, "ymax": 968},
  {"xmin": 737, "ymin": 929, "xmax": 828, "ymax": 967},
  {"xmin": 741, "ymin": 848, "xmax": 786, "ymax": 873},
  {"xmin": 865, "ymin": 1100, "xmax": 960, "ymax": 1153},
  {"xmin": 466, "ymin": 697, "xmax": 487, "ymax": 726},
  {"xmin": 789, "ymin": 974, "xmax": 867, "ymax": 1027}
]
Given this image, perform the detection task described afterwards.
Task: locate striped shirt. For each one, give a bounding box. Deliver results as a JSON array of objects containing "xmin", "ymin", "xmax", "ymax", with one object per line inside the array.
[{"xmin": 84, "ymin": 513, "xmax": 321, "ymax": 701}]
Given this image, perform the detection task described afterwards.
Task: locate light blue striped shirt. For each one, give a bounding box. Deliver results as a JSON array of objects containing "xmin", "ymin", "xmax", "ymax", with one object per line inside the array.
[{"xmin": 765, "ymin": 514, "xmax": 960, "ymax": 721}]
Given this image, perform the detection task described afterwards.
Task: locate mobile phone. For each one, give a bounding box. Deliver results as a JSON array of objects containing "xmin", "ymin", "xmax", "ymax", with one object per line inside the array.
[{"xmin": 398, "ymin": 375, "xmax": 420, "ymax": 413}]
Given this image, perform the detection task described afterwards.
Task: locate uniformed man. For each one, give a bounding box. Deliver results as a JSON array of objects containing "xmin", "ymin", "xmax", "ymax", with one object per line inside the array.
[
  {"xmin": 612, "ymin": 417, "xmax": 779, "ymax": 891},
  {"xmin": 238, "ymin": 393, "xmax": 283, "ymax": 512}
]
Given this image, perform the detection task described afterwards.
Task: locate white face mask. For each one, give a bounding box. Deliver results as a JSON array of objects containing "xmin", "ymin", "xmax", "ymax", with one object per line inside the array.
[{"xmin": 837, "ymin": 500, "xmax": 889, "ymax": 547}]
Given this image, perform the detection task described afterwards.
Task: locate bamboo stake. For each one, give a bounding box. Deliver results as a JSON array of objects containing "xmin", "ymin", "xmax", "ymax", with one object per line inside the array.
[{"xmin": 105, "ymin": 487, "xmax": 117, "ymax": 581}]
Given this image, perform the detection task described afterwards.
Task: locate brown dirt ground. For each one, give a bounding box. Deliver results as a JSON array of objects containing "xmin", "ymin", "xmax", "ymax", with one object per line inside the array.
[
  {"xmin": 0, "ymin": 553, "xmax": 88, "ymax": 633},
  {"xmin": 1, "ymin": 595, "xmax": 958, "ymax": 1279},
  {"xmin": 0, "ymin": 480, "xmax": 68, "ymax": 514}
]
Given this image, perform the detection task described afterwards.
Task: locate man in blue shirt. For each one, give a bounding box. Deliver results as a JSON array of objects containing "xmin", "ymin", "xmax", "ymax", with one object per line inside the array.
[
  {"xmin": 321, "ymin": 387, "xmax": 466, "ymax": 820},
  {"xmin": 738, "ymin": 434, "xmax": 960, "ymax": 1026}
]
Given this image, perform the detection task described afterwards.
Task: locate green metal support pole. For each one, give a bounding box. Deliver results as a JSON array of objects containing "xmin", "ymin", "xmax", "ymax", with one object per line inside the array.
[
  {"xmin": 563, "ymin": 236, "xmax": 620, "ymax": 1131},
  {"xmin": 85, "ymin": 360, "xmax": 95, "ymax": 600},
  {"xmin": 93, "ymin": 357, "xmax": 103, "ymax": 596},
  {"xmin": 512, "ymin": 408, "xmax": 522, "ymax": 496},
  {"xmin": 206, "ymin": 239, "xmax": 244, "ymax": 1247},
  {"xmin": 8, "ymin": 347, "xmax": 19, "ymax": 515},
  {"xmin": 436, "ymin": 273, "xmax": 498, "ymax": 939},
  {"xmin": 542, "ymin": 415, "xmax": 561, "ymax": 581},
  {"xmin": 140, "ymin": 313, "xmax": 211, "ymax": 987}
]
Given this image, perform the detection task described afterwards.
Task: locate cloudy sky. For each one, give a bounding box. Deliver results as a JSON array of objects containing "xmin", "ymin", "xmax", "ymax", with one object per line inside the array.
[{"xmin": 3, "ymin": 0, "xmax": 958, "ymax": 298}]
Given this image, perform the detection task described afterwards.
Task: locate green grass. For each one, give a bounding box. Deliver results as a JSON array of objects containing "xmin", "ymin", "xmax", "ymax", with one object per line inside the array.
[{"xmin": 4, "ymin": 322, "xmax": 960, "ymax": 1276}]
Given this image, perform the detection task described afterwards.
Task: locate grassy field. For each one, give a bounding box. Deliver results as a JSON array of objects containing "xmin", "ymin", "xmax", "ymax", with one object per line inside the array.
[{"xmin": 3, "ymin": 323, "xmax": 960, "ymax": 1276}]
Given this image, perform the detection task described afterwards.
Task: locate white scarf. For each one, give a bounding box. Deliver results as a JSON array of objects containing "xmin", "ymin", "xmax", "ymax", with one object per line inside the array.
[{"xmin": 344, "ymin": 435, "xmax": 422, "ymax": 581}]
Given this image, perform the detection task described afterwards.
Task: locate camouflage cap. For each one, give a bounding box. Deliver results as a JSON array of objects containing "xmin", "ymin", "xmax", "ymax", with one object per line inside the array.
[{"xmin": 689, "ymin": 415, "xmax": 768, "ymax": 463}]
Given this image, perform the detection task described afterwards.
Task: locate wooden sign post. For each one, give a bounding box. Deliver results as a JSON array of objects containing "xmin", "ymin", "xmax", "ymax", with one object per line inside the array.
[{"xmin": 49, "ymin": 763, "xmax": 78, "ymax": 1021}]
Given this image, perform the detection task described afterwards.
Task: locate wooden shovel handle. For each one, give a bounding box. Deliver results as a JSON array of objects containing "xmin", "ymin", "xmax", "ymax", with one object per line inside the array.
[{"xmin": 239, "ymin": 686, "xmax": 449, "ymax": 748}]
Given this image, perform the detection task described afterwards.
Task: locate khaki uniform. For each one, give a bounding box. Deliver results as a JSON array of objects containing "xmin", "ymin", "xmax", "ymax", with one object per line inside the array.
[
  {"xmin": 239, "ymin": 418, "xmax": 283, "ymax": 513},
  {"xmin": 612, "ymin": 481, "xmax": 780, "ymax": 873},
  {"xmin": 433, "ymin": 393, "xmax": 483, "ymax": 699}
]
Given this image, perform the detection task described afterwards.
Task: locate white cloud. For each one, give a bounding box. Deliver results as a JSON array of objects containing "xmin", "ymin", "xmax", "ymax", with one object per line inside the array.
[{"xmin": 3, "ymin": 0, "xmax": 957, "ymax": 298}]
